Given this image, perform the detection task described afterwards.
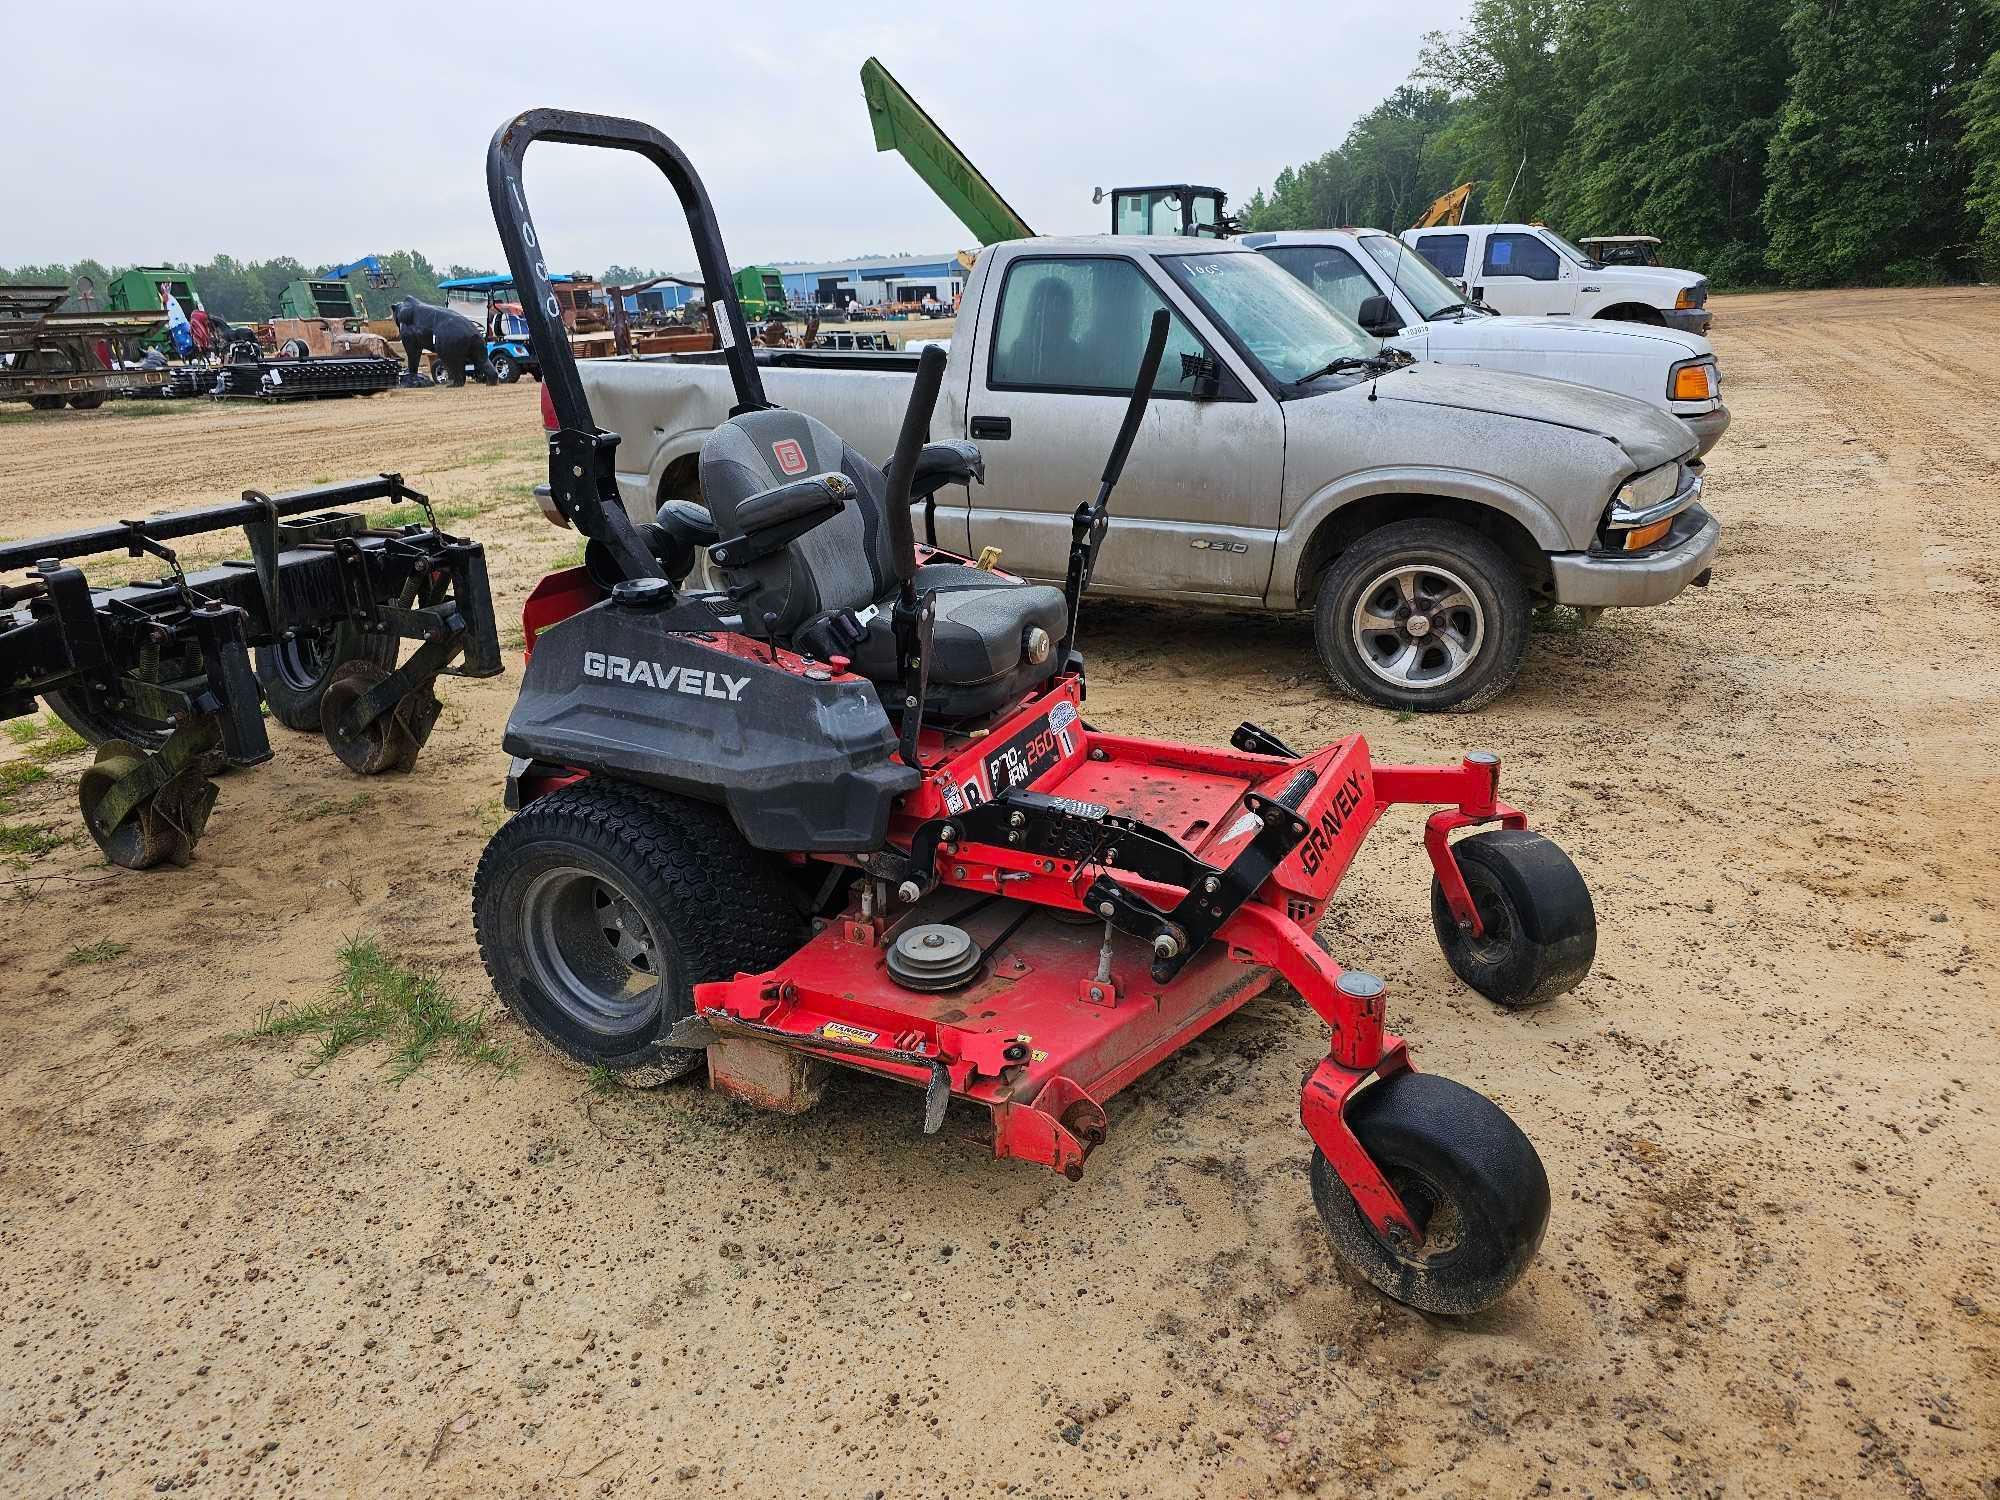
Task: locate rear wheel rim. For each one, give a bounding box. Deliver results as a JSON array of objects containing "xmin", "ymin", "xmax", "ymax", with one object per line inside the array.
[
  {"xmin": 1351, "ymin": 562, "xmax": 1485, "ymax": 690},
  {"xmin": 271, "ymin": 628, "xmax": 333, "ymax": 691},
  {"xmin": 519, "ymin": 866, "xmax": 669, "ymax": 1036}
]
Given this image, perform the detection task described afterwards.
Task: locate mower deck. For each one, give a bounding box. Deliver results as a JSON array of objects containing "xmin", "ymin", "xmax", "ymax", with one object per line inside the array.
[
  {"xmin": 696, "ymin": 701, "xmax": 1494, "ymax": 1184},
  {"xmin": 704, "ymin": 893, "xmax": 1283, "ymax": 1176}
]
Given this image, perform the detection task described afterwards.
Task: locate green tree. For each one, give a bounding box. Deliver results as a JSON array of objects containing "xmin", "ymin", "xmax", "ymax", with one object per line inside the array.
[
  {"xmin": 1244, "ymin": 88, "xmax": 1467, "ymax": 233},
  {"xmin": 1761, "ymin": 0, "xmax": 1993, "ymax": 284},
  {"xmin": 1543, "ymin": 0, "xmax": 1792, "ymax": 285},
  {"xmin": 1416, "ymin": 0, "xmax": 1586, "ymax": 222},
  {"xmin": 1957, "ymin": 3, "xmax": 2000, "ymax": 274}
]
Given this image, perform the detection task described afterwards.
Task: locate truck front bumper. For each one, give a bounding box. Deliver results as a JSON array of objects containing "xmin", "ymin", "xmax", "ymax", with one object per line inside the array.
[
  {"xmin": 1664, "ymin": 307, "xmax": 1712, "ymax": 337},
  {"xmin": 1549, "ymin": 503, "xmax": 1719, "ymax": 608},
  {"xmin": 1682, "ymin": 403, "xmax": 1731, "ymax": 457}
]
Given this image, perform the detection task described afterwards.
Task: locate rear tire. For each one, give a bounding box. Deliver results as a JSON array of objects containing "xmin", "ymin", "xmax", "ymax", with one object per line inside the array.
[
  {"xmin": 254, "ymin": 623, "xmax": 398, "ymax": 731},
  {"xmin": 67, "ymin": 394, "xmax": 105, "ymax": 410},
  {"xmin": 45, "ymin": 639, "xmax": 228, "ymax": 775},
  {"xmin": 1430, "ymin": 829, "xmax": 1595, "ymax": 1007},
  {"xmin": 1313, "ymin": 520, "xmax": 1528, "ymax": 713},
  {"xmin": 473, "ymin": 781, "xmax": 805, "ymax": 1085},
  {"xmin": 491, "ymin": 351, "xmax": 520, "ymax": 383},
  {"xmin": 1309, "ymin": 1071, "xmax": 1549, "ymax": 1316}
]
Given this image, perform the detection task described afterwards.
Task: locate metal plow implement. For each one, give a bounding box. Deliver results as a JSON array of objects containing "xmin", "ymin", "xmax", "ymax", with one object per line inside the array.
[{"xmin": 0, "ymin": 476, "xmax": 502, "ymax": 868}]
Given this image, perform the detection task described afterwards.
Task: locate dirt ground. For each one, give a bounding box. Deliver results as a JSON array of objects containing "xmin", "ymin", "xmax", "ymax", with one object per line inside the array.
[{"xmin": 0, "ymin": 288, "xmax": 1993, "ymax": 1498}]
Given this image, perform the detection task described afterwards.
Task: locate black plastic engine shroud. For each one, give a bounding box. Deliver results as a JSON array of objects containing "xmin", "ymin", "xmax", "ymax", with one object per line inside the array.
[{"xmin": 504, "ymin": 596, "xmax": 918, "ymax": 852}]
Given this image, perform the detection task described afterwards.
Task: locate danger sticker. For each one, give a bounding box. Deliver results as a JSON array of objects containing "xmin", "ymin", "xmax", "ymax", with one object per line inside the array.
[
  {"xmin": 819, "ymin": 1021, "xmax": 878, "ymax": 1046},
  {"xmin": 773, "ymin": 438, "xmax": 808, "ymax": 475}
]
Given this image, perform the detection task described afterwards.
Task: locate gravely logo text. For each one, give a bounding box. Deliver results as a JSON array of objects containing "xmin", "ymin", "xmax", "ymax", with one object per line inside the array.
[
  {"xmin": 1296, "ymin": 769, "xmax": 1368, "ymax": 879},
  {"xmin": 584, "ymin": 652, "xmax": 750, "ymax": 701}
]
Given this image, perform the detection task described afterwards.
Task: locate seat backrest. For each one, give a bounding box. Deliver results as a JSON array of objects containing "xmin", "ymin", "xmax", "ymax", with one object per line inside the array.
[{"xmin": 699, "ymin": 408, "xmax": 900, "ymax": 636}]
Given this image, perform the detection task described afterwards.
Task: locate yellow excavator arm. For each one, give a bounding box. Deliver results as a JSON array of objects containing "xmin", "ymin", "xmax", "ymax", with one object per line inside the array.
[{"xmin": 1412, "ymin": 183, "xmax": 1475, "ymax": 231}]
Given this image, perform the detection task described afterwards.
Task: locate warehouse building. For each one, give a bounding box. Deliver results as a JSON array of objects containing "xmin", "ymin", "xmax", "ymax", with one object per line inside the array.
[
  {"xmin": 773, "ymin": 253, "xmax": 966, "ymax": 310},
  {"xmin": 604, "ymin": 253, "xmax": 967, "ymax": 315}
]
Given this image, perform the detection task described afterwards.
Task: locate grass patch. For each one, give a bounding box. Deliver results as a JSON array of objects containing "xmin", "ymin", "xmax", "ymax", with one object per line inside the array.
[
  {"xmin": 556, "ymin": 537, "xmax": 589, "ymax": 569},
  {"xmin": 376, "ymin": 496, "xmax": 488, "ymax": 529},
  {"xmin": 66, "ymin": 940, "xmax": 129, "ymax": 965},
  {"xmin": 242, "ymin": 936, "xmax": 515, "ymax": 1082},
  {"xmin": 6, "ymin": 714, "xmax": 86, "ymax": 758},
  {"xmin": 103, "ymin": 401, "xmax": 187, "ymax": 420},
  {"xmin": 587, "ymin": 1064, "xmax": 622, "ymax": 1096},
  {"xmin": 0, "ymin": 761, "xmax": 53, "ymax": 817},
  {"xmin": 26, "ymin": 722, "xmax": 88, "ymax": 763},
  {"xmin": 291, "ymin": 791, "xmax": 372, "ymax": 824},
  {"xmin": 0, "ymin": 762, "xmax": 50, "ymax": 794},
  {"xmin": 474, "ymin": 797, "xmax": 509, "ymax": 836},
  {"xmin": 0, "ymin": 822, "xmax": 65, "ymax": 858}
]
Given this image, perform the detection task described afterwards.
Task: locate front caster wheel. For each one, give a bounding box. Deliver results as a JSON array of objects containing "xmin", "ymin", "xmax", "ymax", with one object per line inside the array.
[
  {"xmin": 1431, "ymin": 829, "xmax": 1595, "ymax": 1007},
  {"xmin": 319, "ymin": 660, "xmax": 438, "ymax": 774},
  {"xmin": 77, "ymin": 739, "xmax": 218, "ymax": 870},
  {"xmin": 1309, "ymin": 1071, "xmax": 1549, "ymax": 1316},
  {"xmin": 472, "ymin": 781, "xmax": 805, "ymax": 1086}
]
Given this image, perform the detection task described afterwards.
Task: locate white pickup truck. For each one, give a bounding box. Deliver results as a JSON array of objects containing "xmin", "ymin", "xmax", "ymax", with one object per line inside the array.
[
  {"xmin": 571, "ymin": 235, "xmax": 1719, "ymax": 711},
  {"xmin": 1400, "ymin": 223, "xmax": 1712, "ymax": 337},
  {"xmin": 1244, "ymin": 228, "xmax": 1728, "ymax": 456}
]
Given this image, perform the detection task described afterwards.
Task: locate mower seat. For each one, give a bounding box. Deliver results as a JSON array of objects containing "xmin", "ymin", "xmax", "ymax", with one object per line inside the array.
[{"xmin": 699, "ymin": 410, "xmax": 1067, "ymax": 718}]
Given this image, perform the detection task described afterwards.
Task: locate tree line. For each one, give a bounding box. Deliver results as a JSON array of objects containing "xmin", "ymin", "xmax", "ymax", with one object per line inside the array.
[
  {"xmin": 0, "ymin": 250, "xmax": 496, "ymax": 322},
  {"xmin": 1244, "ymin": 0, "xmax": 2000, "ymax": 288}
]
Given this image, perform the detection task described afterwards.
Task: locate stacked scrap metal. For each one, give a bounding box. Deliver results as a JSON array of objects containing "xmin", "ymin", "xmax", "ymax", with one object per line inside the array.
[
  {"xmin": 166, "ymin": 366, "xmax": 222, "ymax": 398},
  {"xmin": 207, "ymin": 356, "xmax": 402, "ymax": 401}
]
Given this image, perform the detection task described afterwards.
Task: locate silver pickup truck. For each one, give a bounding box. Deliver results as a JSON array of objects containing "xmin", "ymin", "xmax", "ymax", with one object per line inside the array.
[{"xmin": 576, "ymin": 235, "xmax": 1719, "ymax": 711}]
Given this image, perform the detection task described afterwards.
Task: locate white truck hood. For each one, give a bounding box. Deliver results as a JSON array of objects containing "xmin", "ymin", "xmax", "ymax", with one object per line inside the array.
[
  {"xmin": 1592, "ymin": 263, "xmax": 1704, "ymax": 298},
  {"xmin": 1368, "ymin": 362, "xmax": 1695, "ymax": 470},
  {"xmin": 1412, "ymin": 314, "xmax": 1710, "ymax": 362}
]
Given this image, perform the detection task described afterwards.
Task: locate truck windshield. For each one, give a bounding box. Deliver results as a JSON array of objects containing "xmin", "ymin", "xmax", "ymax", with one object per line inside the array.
[
  {"xmin": 1354, "ymin": 235, "xmax": 1482, "ymax": 320},
  {"xmin": 1160, "ymin": 252, "xmax": 1377, "ymax": 387},
  {"xmin": 1539, "ymin": 228, "xmax": 1602, "ymax": 269}
]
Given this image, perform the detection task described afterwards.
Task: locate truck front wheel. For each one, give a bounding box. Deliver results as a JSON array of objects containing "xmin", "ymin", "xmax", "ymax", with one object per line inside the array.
[{"xmin": 1313, "ymin": 519, "xmax": 1529, "ymax": 713}]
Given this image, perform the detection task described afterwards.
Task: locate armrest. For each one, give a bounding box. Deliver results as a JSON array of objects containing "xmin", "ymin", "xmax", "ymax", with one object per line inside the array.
[
  {"xmin": 712, "ymin": 473, "xmax": 855, "ymax": 568},
  {"xmin": 909, "ymin": 440, "xmax": 985, "ymax": 500},
  {"xmin": 654, "ymin": 497, "xmax": 718, "ymax": 546}
]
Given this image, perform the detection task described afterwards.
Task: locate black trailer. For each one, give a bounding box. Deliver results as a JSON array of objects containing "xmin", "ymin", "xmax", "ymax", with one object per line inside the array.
[{"xmin": 0, "ymin": 476, "xmax": 502, "ymax": 868}]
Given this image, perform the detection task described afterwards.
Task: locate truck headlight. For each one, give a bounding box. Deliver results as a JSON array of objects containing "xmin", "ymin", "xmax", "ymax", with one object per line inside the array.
[
  {"xmin": 1614, "ymin": 462, "xmax": 1680, "ymax": 514},
  {"xmin": 1669, "ymin": 359, "xmax": 1716, "ymax": 401}
]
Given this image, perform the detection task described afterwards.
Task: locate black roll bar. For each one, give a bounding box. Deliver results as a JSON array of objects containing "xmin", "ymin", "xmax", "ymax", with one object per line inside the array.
[{"xmin": 484, "ymin": 109, "xmax": 770, "ymax": 582}]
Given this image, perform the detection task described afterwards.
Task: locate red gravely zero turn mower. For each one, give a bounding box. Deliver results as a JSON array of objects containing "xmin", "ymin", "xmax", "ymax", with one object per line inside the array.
[{"xmin": 472, "ymin": 111, "xmax": 1596, "ymax": 1315}]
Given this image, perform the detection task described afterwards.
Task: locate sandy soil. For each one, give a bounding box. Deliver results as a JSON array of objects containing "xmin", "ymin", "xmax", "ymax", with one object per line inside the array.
[{"xmin": 0, "ymin": 289, "xmax": 1994, "ymax": 1498}]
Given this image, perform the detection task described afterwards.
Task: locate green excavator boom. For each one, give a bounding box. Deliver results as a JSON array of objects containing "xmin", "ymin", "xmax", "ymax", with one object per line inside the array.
[{"xmin": 860, "ymin": 56, "xmax": 1034, "ymax": 246}]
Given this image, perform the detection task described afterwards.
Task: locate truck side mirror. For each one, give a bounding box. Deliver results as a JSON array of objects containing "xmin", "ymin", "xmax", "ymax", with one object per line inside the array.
[
  {"xmin": 1356, "ymin": 294, "xmax": 1402, "ymax": 338},
  {"xmin": 1178, "ymin": 350, "xmax": 1222, "ymax": 399}
]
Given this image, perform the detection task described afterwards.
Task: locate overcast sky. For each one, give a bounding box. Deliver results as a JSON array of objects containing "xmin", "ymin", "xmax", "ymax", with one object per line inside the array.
[{"xmin": 5, "ymin": 0, "xmax": 1467, "ymax": 274}]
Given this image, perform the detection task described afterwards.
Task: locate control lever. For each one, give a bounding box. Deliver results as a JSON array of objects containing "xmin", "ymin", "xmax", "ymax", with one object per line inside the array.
[
  {"xmin": 883, "ymin": 346, "xmax": 949, "ymax": 766},
  {"xmin": 1058, "ymin": 309, "xmax": 1170, "ymax": 661}
]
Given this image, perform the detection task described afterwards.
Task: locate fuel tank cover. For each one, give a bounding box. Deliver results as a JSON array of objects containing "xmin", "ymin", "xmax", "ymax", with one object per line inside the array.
[{"xmin": 612, "ymin": 577, "xmax": 674, "ymax": 609}]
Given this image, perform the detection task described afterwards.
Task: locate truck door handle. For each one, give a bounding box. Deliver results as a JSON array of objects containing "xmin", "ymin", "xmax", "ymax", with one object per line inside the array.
[{"xmin": 969, "ymin": 416, "xmax": 1011, "ymax": 440}]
